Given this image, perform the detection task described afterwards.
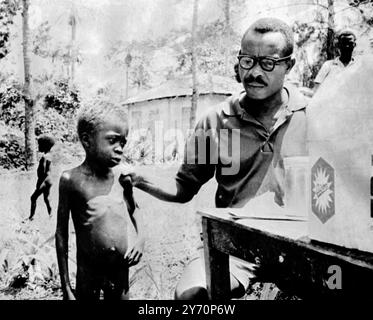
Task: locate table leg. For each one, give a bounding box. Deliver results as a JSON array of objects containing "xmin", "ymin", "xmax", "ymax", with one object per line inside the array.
[{"xmin": 202, "ymin": 217, "xmax": 230, "ymax": 300}]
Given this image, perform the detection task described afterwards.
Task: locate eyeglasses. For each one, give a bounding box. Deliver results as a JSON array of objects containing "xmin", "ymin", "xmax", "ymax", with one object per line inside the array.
[{"xmin": 237, "ymin": 54, "xmax": 292, "ymax": 72}]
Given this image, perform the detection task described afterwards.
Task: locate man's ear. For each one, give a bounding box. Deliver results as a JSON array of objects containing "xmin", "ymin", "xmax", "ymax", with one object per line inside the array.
[
  {"xmin": 285, "ymin": 57, "xmax": 296, "ymax": 74},
  {"xmin": 81, "ymin": 133, "xmax": 90, "ymax": 149}
]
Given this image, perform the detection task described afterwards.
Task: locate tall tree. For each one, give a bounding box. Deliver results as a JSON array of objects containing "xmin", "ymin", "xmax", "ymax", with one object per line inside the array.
[
  {"xmin": 68, "ymin": 4, "xmax": 77, "ymax": 82},
  {"xmin": 326, "ymin": 0, "xmax": 336, "ymax": 59},
  {"xmin": 190, "ymin": 0, "xmax": 199, "ymax": 130},
  {"xmin": 22, "ymin": 0, "xmax": 36, "ymax": 168},
  {"xmin": 223, "ymin": 0, "xmax": 231, "ymax": 74}
]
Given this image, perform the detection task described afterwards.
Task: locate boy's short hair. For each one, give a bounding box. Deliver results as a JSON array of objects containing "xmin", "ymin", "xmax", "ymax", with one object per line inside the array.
[
  {"xmin": 38, "ymin": 134, "xmax": 56, "ymax": 152},
  {"xmin": 77, "ymin": 99, "xmax": 128, "ymax": 142},
  {"xmin": 243, "ymin": 17, "xmax": 294, "ymax": 57}
]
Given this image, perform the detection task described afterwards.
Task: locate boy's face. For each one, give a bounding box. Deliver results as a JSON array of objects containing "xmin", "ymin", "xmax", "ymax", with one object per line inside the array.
[{"xmin": 87, "ymin": 116, "xmax": 128, "ymax": 168}]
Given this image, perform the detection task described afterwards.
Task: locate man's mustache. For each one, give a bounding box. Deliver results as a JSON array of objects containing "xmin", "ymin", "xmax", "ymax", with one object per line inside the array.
[{"xmin": 244, "ymin": 76, "xmax": 267, "ymax": 86}]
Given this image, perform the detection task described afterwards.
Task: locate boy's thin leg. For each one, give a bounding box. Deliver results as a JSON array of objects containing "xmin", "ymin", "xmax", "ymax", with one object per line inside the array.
[
  {"xmin": 29, "ymin": 189, "xmax": 43, "ymax": 220},
  {"xmin": 75, "ymin": 265, "xmax": 101, "ymax": 301},
  {"xmin": 104, "ymin": 286, "xmax": 129, "ymax": 300},
  {"xmin": 103, "ymin": 265, "xmax": 129, "ymax": 300},
  {"xmin": 43, "ymin": 188, "xmax": 52, "ymax": 216}
]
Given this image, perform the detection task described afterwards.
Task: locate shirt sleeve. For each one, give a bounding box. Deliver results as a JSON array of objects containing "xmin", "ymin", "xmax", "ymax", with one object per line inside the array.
[
  {"xmin": 176, "ymin": 114, "xmax": 217, "ymax": 196},
  {"xmin": 314, "ymin": 61, "xmax": 331, "ymax": 85}
]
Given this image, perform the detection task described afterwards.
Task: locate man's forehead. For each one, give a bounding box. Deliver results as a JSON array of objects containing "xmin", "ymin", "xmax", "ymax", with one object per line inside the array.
[{"xmin": 241, "ymin": 31, "xmax": 286, "ymax": 55}]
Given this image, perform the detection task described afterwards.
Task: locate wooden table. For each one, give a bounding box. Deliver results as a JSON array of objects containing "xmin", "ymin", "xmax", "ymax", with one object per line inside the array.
[{"xmin": 198, "ymin": 208, "xmax": 373, "ymax": 299}]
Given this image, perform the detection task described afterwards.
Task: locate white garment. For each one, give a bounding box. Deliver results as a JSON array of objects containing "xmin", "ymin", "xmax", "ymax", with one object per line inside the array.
[{"xmin": 314, "ymin": 56, "xmax": 354, "ymax": 85}]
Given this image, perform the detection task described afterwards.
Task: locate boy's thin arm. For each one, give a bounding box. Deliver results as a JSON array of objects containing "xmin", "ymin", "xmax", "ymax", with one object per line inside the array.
[
  {"xmin": 55, "ymin": 173, "xmax": 74, "ymax": 299},
  {"xmin": 44, "ymin": 157, "xmax": 51, "ymax": 176},
  {"xmin": 125, "ymin": 201, "xmax": 145, "ymax": 266}
]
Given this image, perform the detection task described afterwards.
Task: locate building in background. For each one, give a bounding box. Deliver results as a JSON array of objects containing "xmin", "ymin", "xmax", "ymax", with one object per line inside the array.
[
  {"xmin": 123, "ymin": 74, "xmax": 241, "ymax": 161},
  {"xmin": 124, "ymin": 74, "xmax": 241, "ymax": 136}
]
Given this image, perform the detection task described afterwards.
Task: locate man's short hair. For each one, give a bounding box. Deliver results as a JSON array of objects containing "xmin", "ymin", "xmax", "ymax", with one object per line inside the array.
[
  {"xmin": 337, "ymin": 29, "xmax": 356, "ymax": 41},
  {"xmin": 242, "ymin": 17, "xmax": 294, "ymax": 57},
  {"xmin": 77, "ymin": 99, "xmax": 128, "ymax": 142}
]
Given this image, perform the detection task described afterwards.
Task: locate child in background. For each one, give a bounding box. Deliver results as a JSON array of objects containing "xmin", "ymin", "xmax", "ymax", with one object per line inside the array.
[
  {"xmin": 29, "ymin": 135, "xmax": 55, "ymax": 221},
  {"xmin": 55, "ymin": 101, "xmax": 144, "ymax": 300}
]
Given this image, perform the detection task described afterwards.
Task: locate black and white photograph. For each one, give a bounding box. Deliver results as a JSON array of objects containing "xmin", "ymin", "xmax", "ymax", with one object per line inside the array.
[{"xmin": 0, "ymin": 0, "xmax": 373, "ymax": 305}]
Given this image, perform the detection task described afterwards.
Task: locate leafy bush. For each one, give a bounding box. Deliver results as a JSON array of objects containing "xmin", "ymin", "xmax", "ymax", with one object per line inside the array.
[
  {"xmin": 0, "ymin": 0, "xmax": 19, "ymax": 60},
  {"xmin": 0, "ymin": 121, "xmax": 25, "ymax": 169},
  {"xmin": 35, "ymin": 108, "xmax": 77, "ymax": 143},
  {"xmin": 44, "ymin": 79, "xmax": 80, "ymax": 117},
  {"xmin": 0, "ymin": 224, "xmax": 62, "ymax": 291},
  {"xmin": 0, "ymin": 80, "xmax": 24, "ymax": 129}
]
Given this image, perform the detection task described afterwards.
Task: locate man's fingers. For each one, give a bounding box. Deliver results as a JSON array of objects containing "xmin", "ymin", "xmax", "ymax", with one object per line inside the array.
[
  {"xmin": 124, "ymin": 248, "xmax": 133, "ymax": 260},
  {"xmin": 133, "ymin": 251, "xmax": 143, "ymax": 263}
]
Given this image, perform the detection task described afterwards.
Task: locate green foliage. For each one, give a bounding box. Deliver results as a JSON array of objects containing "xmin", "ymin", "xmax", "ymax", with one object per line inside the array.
[
  {"xmin": 44, "ymin": 79, "xmax": 80, "ymax": 117},
  {"xmin": 35, "ymin": 108, "xmax": 76, "ymax": 143},
  {"xmin": 0, "ymin": 121, "xmax": 25, "ymax": 169},
  {"xmin": 174, "ymin": 19, "xmax": 239, "ymax": 77},
  {"xmin": 32, "ymin": 21, "xmax": 52, "ymax": 59},
  {"xmin": 0, "ymin": 80, "xmax": 24, "ymax": 128},
  {"xmin": 292, "ymin": 19, "xmax": 328, "ymax": 87},
  {"xmin": 0, "ymin": 225, "xmax": 61, "ymax": 291},
  {"xmin": 0, "ymin": 0, "xmax": 20, "ymax": 60}
]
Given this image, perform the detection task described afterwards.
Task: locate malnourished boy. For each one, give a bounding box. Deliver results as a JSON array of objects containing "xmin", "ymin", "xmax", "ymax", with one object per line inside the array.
[{"xmin": 55, "ymin": 101, "xmax": 144, "ymax": 300}]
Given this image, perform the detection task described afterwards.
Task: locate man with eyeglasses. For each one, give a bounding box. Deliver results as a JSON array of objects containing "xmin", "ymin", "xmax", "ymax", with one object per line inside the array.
[
  {"xmin": 124, "ymin": 17, "xmax": 308, "ymax": 300},
  {"xmin": 314, "ymin": 29, "xmax": 357, "ymax": 91}
]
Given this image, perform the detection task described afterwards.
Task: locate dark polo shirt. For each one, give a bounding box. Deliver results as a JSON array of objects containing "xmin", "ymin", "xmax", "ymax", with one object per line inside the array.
[{"xmin": 176, "ymin": 86, "xmax": 308, "ymax": 208}]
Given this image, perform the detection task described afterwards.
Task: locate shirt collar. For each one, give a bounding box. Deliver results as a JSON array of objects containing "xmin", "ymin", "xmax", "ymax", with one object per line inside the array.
[
  {"xmin": 333, "ymin": 56, "xmax": 355, "ymax": 66},
  {"xmin": 222, "ymin": 85, "xmax": 308, "ymax": 118}
]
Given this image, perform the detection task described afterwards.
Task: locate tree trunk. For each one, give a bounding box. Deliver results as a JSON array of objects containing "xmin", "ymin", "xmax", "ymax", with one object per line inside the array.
[
  {"xmin": 190, "ymin": 0, "xmax": 199, "ymax": 131},
  {"xmin": 22, "ymin": 0, "xmax": 36, "ymax": 169},
  {"xmin": 69, "ymin": 6, "xmax": 77, "ymax": 83},
  {"xmin": 326, "ymin": 0, "xmax": 336, "ymax": 60},
  {"xmin": 224, "ymin": 0, "xmax": 231, "ymax": 75}
]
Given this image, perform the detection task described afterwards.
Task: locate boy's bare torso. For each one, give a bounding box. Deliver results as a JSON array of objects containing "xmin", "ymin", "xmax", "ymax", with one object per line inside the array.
[
  {"xmin": 64, "ymin": 165, "xmax": 129, "ymax": 260},
  {"xmin": 37, "ymin": 153, "xmax": 52, "ymax": 184}
]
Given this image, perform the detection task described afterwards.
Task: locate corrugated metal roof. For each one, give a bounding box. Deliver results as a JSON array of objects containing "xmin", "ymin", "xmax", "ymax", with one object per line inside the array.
[{"xmin": 123, "ymin": 74, "xmax": 242, "ymax": 105}]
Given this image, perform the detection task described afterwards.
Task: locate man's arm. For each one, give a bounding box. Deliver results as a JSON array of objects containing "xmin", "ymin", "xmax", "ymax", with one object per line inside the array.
[
  {"xmin": 131, "ymin": 172, "xmax": 196, "ymax": 203},
  {"xmin": 123, "ymin": 113, "xmax": 217, "ymax": 203},
  {"xmin": 55, "ymin": 172, "xmax": 75, "ymax": 300}
]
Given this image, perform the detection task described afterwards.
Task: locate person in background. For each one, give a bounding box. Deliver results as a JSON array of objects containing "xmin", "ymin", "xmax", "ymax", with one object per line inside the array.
[
  {"xmin": 29, "ymin": 135, "xmax": 55, "ymax": 221},
  {"xmin": 313, "ymin": 29, "xmax": 357, "ymax": 91}
]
